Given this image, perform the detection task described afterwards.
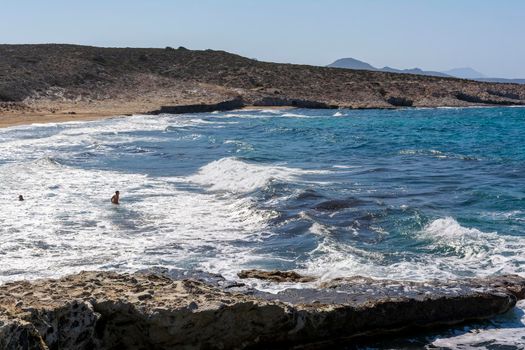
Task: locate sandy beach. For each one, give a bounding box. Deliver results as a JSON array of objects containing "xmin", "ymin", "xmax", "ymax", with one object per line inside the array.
[
  {"xmin": 0, "ymin": 111, "xmax": 125, "ymax": 128},
  {"xmin": 0, "ymin": 103, "xmax": 293, "ymax": 129}
]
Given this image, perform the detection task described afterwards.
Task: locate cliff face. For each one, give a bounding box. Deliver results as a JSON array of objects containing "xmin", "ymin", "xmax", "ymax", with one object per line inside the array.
[
  {"xmin": 0, "ymin": 270, "xmax": 524, "ymax": 349},
  {"xmin": 1, "ymin": 44, "xmax": 525, "ymax": 117}
]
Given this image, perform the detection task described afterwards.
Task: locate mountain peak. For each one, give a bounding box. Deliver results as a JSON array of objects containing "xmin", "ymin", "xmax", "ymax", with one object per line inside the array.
[
  {"xmin": 327, "ymin": 58, "xmax": 450, "ymax": 77},
  {"xmin": 327, "ymin": 57, "xmax": 376, "ymax": 71},
  {"xmin": 326, "ymin": 58, "xmax": 524, "ymax": 83}
]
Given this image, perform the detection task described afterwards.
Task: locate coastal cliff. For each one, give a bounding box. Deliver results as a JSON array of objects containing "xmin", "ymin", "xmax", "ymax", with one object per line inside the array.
[
  {"xmin": 1, "ymin": 44, "xmax": 525, "ymax": 123},
  {"xmin": 1, "ymin": 270, "xmax": 524, "ymax": 349}
]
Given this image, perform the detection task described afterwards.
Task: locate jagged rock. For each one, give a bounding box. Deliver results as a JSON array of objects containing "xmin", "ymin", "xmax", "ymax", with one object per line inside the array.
[
  {"xmin": 455, "ymin": 92, "xmax": 522, "ymax": 105},
  {"xmin": 0, "ymin": 271, "xmax": 524, "ymax": 349},
  {"xmin": 238, "ymin": 269, "xmax": 316, "ymax": 283},
  {"xmin": 252, "ymin": 97, "xmax": 338, "ymax": 109}
]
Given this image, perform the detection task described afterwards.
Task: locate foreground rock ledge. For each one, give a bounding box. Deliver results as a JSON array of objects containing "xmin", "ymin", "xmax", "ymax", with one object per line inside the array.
[{"xmin": 0, "ymin": 272, "xmax": 524, "ymax": 349}]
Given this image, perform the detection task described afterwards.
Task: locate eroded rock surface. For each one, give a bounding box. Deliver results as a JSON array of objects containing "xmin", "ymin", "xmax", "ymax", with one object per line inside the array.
[
  {"xmin": 238, "ymin": 269, "xmax": 316, "ymax": 283},
  {"xmin": 0, "ymin": 271, "xmax": 523, "ymax": 349}
]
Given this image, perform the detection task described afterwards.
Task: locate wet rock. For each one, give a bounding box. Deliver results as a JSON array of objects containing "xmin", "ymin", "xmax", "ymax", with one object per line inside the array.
[
  {"xmin": 0, "ymin": 271, "xmax": 523, "ymax": 349},
  {"xmin": 253, "ymin": 97, "xmax": 338, "ymax": 109},
  {"xmin": 387, "ymin": 96, "xmax": 414, "ymax": 107},
  {"xmin": 487, "ymin": 89, "xmax": 521, "ymax": 100},
  {"xmin": 455, "ymin": 92, "xmax": 521, "ymax": 105},
  {"xmin": 238, "ymin": 269, "xmax": 316, "ymax": 283},
  {"xmin": 150, "ymin": 97, "xmax": 245, "ymax": 114}
]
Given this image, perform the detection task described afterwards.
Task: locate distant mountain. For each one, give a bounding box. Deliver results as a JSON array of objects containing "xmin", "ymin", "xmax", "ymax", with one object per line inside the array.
[
  {"xmin": 470, "ymin": 78, "xmax": 525, "ymax": 84},
  {"xmin": 443, "ymin": 67, "xmax": 486, "ymax": 79},
  {"xmin": 444, "ymin": 69, "xmax": 525, "ymax": 84},
  {"xmin": 328, "ymin": 57, "xmax": 525, "ymax": 84},
  {"xmin": 327, "ymin": 58, "xmax": 451, "ymax": 78},
  {"xmin": 327, "ymin": 58, "xmax": 376, "ymax": 71},
  {"xmin": 381, "ymin": 66, "xmax": 450, "ymax": 78}
]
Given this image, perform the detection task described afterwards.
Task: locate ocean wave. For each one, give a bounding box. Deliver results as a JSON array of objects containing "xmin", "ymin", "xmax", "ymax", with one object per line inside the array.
[
  {"xmin": 0, "ymin": 159, "xmax": 275, "ymax": 283},
  {"xmin": 281, "ymin": 112, "xmax": 312, "ymax": 118},
  {"xmin": 34, "ymin": 156, "xmax": 63, "ymax": 167},
  {"xmin": 223, "ymin": 139, "xmax": 255, "ymax": 152},
  {"xmin": 300, "ymin": 216, "xmax": 525, "ymax": 283},
  {"xmin": 260, "ymin": 109, "xmax": 283, "ymax": 114},
  {"xmin": 186, "ymin": 157, "xmax": 329, "ymax": 194},
  {"xmin": 332, "ymin": 165, "xmax": 357, "ymax": 169},
  {"xmin": 420, "ymin": 217, "xmax": 499, "ymax": 260},
  {"xmin": 309, "ymin": 222, "xmax": 333, "ymax": 235},
  {"xmin": 399, "ymin": 149, "xmax": 480, "ymax": 161}
]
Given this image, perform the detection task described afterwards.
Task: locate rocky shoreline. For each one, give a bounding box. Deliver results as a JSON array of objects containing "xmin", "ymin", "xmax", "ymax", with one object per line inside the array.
[
  {"xmin": 1, "ymin": 269, "xmax": 524, "ymax": 349},
  {"xmin": 2, "ymin": 44, "xmax": 525, "ymax": 128}
]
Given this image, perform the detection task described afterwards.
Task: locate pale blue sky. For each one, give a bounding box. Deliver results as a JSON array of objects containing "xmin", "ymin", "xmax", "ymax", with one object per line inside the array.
[{"xmin": 1, "ymin": 0, "xmax": 523, "ymax": 78}]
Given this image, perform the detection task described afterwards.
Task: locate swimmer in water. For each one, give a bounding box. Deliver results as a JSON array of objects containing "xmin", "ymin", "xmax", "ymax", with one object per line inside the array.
[
  {"xmin": 111, "ymin": 191, "xmax": 120, "ymax": 204},
  {"xmin": 18, "ymin": 195, "xmax": 24, "ymax": 201}
]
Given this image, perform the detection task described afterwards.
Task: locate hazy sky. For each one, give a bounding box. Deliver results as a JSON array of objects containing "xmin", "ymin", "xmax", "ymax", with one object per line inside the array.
[{"xmin": 1, "ymin": 0, "xmax": 524, "ymax": 78}]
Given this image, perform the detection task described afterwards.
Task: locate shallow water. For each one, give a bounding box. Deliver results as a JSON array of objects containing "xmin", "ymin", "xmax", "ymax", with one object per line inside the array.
[{"xmin": 1, "ymin": 107, "xmax": 524, "ymax": 348}]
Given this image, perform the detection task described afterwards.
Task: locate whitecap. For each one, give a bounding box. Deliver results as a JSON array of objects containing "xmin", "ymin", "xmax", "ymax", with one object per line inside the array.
[
  {"xmin": 282, "ymin": 112, "xmax": 309, "ymax": 118},
  {"xmin": 301, "ymin": 217, "xmax": 525, "ymax": 283},
  {"xmin": 260, "ymin": 109, "xmax": 283, "ymax": 114},
  {"xmin": 185, "ymin": 157, "xmax": 330, "ymax": 194}
]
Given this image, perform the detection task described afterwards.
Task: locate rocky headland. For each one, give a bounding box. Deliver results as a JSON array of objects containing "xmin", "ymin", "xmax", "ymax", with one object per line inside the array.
[
  {"xmin": 2, "ymin": 44, "xmax": 525, "ymax": 126},
  {"xmin": 1, "ymin": 269, "xmax": 524, "ymax": 349}
]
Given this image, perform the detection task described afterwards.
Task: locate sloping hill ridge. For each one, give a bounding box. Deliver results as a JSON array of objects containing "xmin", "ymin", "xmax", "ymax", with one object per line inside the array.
[
  {"xmin": 1, "ymin": 44, "xmax": 525, "ymax": 117},
  {"xmin": 327, "ymin": 57, "xmax": 451, "ymax": 78}
]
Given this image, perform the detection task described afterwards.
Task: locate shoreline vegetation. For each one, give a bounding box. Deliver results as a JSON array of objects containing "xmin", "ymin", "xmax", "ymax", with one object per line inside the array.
[
  {"xmin": 2, "ymin": 44, "xmax": 525, "ymax": 128},
  {"xmin": 1, "ymin": 269, "xmax": 524, "ymax": 349}
]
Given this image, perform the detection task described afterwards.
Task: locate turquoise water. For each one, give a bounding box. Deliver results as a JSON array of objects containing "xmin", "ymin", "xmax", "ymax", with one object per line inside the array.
[{"xmin": 1, "ymin": 107, "xmax": 524, "ymax": 347}]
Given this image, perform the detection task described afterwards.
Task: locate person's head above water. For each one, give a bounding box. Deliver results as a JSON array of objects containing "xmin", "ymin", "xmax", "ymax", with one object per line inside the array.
[
  {"xmin": 18, "ymin": 195, "xmax": 24, "ymax": 201},
  {"xmin": 111, "ymin": 190, "xmax": 120, "ymax": 204}
]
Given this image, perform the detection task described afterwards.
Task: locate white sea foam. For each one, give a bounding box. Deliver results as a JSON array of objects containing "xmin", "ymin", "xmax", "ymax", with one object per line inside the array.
[
  {"xmin": 0, "ymin": 114, "xmax": 221, "ymax": 162},
  {"xmin": 222, "ymin": 140, "xmax": 254, "ymax": 153},
  {"xmin": 260, "ymin": 109, "xmax": 283, "ymax": 114},
  {"xmin": 332, "ymin": 165, "xmax": 358, "ymax": 169},
  {"xmin": 0, "ymin": 109, "xmax": 335, "ymax": 284},
  {"xmin": 0, "ymin": 112, "xmax": 334, "ymax": 284},
  {"xmin": 309, "ymin": 222, "xmax": 332, "ymax": 235},
  {"xmin": 301, "ymin": 217, "xmax": 525, "ymax": 283},
  {"xmin": 281, "ymin": 112, "xmax": 311, "ymax": 118},
  {"xmin": 0, "ymin": 113, "xmax": 297, "ymax": 283},
  {"xmin": 186, "ymin": 157, "xmax": 330, "ymax": 194},
  {"xmin": 430, "ymin": 300, "xmax": 525, "ymax": 349},
  {"xmin": 0, "ymin": 156, "xmax": 277, "ymax": 282}
]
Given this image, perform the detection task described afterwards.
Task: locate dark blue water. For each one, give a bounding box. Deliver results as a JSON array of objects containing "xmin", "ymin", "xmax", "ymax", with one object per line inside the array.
[{"xmin": 1, "ymin": 107, "xmax": 525, "ymax": 348}]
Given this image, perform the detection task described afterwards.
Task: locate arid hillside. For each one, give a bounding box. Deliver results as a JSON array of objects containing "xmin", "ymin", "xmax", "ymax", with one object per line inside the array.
[{"xmin": 1, "ymin": 44, "xmax": 525, "ymax": 119}]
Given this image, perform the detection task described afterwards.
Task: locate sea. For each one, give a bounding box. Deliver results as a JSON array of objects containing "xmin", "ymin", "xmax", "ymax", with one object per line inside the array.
[{"xmin": 1, "ymin": 107, "xmax": 525, "ymax": 348}]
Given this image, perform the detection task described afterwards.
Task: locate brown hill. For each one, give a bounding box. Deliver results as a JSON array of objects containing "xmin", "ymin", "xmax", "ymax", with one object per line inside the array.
[{"xmin": 1, "ymin": 44, "xmax": 525, "ymax": 121}]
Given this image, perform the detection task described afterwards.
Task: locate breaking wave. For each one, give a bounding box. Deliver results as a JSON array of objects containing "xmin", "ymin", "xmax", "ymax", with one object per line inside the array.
[{"xmin": 1, "ymin": 107, "xmax": 525, "ymax": 347}]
